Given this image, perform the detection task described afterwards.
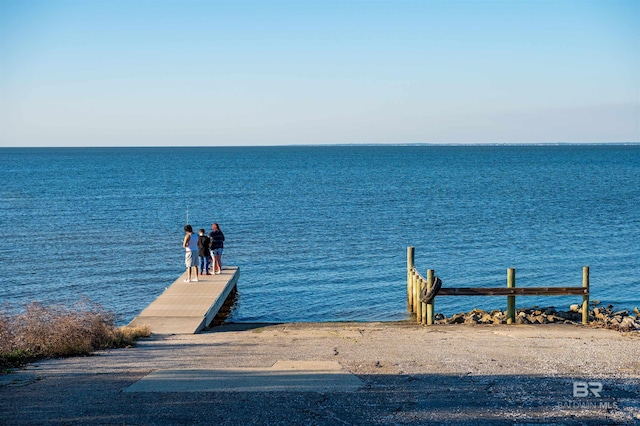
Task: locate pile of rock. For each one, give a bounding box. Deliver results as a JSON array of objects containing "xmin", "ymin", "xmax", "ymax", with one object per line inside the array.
[
  {"xmin": 434, "ymin": 304, "xmax": 640, "ymax": 332},
  {"xmin": 590, "ymin": 305, "xmax": 640, "ymax": 332}
]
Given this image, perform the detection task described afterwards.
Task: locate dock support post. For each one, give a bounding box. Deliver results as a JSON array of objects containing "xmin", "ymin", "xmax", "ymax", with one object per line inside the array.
[
  {"xmin": 582, "ymin": 266, "xmax": 590, "ymax": 324},
  {"xmin": 407, "ymin": 247, "xmax": 414, "ymax": 313},
  {"xmin": 426, "ymin": 269, "xmax": 435, "ymax": 325},
  {"xmin": 415, "ymin": 274, "xmax": 422, "ymax": 322},
  {"xmin": 507, "ymin": 268, "xmax": 516, "ymax": 324},
  {"xmin": 414, "ymin": 270, "xmax": 420, "ymax": 316}
]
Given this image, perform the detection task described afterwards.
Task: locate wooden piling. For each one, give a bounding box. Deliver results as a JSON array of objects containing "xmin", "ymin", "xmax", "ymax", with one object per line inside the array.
[
  {"xmin": 407, "ymin": 246, "xmax": 414, "ymax": 312},
  {"xmin": 426, "ymin": 269, "xmax": 435, "ymax": 325},
  {"xmin": 415, "ymin": 272, "xmax": 422, "ymax": 322},
  {"xmin": 414, "ymin": 270, "xmax": 419, "ymax": 315},
  {"xmin": 406, "ymin": 247, "xmax": 589, "ymax": 327},
  {"xmin": 582, "ymin": 266, "xmax": 590, "ymax": 325},
  {"xmin": 507, "ymin": 268, "xmax": 516, "ymax": 324}
]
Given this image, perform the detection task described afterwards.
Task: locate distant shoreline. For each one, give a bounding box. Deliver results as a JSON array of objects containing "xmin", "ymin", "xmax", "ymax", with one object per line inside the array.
[{"xmin": 1, "ymin": 142, "xmax": 639, "ymax": 149}]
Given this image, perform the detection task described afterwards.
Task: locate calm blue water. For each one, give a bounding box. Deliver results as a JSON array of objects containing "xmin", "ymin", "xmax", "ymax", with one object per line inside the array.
[{"xmin": 1, "ymin": 145, "xmax": 638, "ymax": 325}]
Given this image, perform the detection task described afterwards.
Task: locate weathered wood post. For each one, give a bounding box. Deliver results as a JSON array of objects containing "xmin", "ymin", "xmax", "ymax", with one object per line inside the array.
[
  {"xmin": 415, "ymin": 271, "xmax": 420, "ymax": 317},
  {"xmin": 426, "ymin": 269, "xmax": 435, "ymax": 325},
  {"xmin": 507, "ymin": 268, "xmax": 516, "ymax": 324},
  {"xmin": 415, "ymin": 274, "xmax": 422, "ymax": 323},
  {"xmin": 407, "ymin": 246, "xmax": 415, "ymax": 312},
  {"xmin": 421, "ymin": 279, "xmax": 427, "ymax": 325},
  {"xmin": 582, "ymin": 266, "xmax": 590, "ymax": 325}
]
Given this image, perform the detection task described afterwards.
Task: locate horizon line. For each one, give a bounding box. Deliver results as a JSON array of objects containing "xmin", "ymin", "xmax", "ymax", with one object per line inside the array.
[{"xmin": 1, "ymin": 142, "xmax": 640, "ymax": 149}]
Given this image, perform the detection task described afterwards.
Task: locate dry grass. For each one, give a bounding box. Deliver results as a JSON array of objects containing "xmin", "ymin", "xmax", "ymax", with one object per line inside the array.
[
  {"xmin": 0, "ymin": 301, "xmax": 151, "ymax": 368},
  {"xmin": 109, "ymin": 324, "xmax": 152, "ymax": 347}
]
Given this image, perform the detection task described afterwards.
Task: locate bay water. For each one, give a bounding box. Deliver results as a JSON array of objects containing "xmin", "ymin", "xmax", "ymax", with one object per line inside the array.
[{"xmin": 1, "ymin": 145, "xmax": 638, "ymax": 324}]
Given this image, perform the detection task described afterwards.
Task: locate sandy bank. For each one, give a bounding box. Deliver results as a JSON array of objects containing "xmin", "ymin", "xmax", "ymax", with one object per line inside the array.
[{"xmin": 1, "ymin": 322, "xmax": 639, "ymax": 425}]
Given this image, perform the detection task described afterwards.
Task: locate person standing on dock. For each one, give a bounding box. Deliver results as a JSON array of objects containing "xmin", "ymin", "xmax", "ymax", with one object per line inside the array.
[
  {"xmin": 183, "ymin": 225, "xmax": 199, "ymax": 282},
  {"xmin": 197, "ymin": 228, "xmax": 211, "ymax": 275},
  {"xmin": 209, "ymin": 223, "xmax": 225, "ymax": 274}
]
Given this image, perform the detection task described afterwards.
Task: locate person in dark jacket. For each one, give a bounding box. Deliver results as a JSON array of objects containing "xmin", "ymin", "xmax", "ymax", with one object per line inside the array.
[
  {"xmin": 208, "ymin": 223, "xmax": 225, "ymax": 274},
  {"xmin": 197, "ymin": 228, "xmax": 211, "ymax": 275}
]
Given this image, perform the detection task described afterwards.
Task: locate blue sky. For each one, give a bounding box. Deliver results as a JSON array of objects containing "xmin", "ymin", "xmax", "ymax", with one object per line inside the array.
[{"xmin": 0, "ymin": 0, "xmax": 638, "ymax": 146}]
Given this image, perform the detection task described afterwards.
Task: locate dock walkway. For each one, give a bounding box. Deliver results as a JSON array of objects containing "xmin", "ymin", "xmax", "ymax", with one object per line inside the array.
[{"xmin": 129, "ymin": 267, "xmax": 239, "ymax": 334}]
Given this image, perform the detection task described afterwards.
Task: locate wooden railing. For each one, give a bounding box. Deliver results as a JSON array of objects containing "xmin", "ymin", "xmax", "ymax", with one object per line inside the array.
[{"xmin": 407, "ymin": 246, "xmax": 590, "ymax": 325}]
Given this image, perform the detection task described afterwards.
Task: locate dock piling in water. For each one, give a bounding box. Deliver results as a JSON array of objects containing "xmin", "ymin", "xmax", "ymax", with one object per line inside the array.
[
  {"xmin": 506, "ymin": 268, "xmax": 516, "ymax": 324},
  {"xmin": 407, "ymin": 247, "xmax": 590, "ymax": 325},
  {"xmin": 582, "ymin": 266, "xmax": 590, "ymax": 324},
  {"xmin": 426, "ymin": 269, "xmax": 434, "ymax": 325},
  {"xmin": 407, "ymin": 246, "xmax": 415, "ymax": 312}
]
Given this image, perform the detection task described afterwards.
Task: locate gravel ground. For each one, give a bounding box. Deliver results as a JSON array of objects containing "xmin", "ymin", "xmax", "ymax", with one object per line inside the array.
[{"xmin": 1, "ymin": 322, "xmax": 639, "ymax": 425}]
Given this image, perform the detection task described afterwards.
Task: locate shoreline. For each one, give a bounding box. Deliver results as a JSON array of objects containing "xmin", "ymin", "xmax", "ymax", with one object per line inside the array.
[
  {"xmin": 216, "ymin": 303, "xmax": 640, "ymax": 333},
  {"xmin": 429, "ymin": 304, "xmax": 640, "ymax": 331},
  {"xmin": 2, "ymin": 321, "xmax": 639, "ymax": 424}
]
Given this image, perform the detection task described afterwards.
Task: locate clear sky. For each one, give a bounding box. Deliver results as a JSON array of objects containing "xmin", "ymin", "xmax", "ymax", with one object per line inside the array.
[{"xmin": 0, "ymin": 0, "xmax": 638, "ymax": 147}]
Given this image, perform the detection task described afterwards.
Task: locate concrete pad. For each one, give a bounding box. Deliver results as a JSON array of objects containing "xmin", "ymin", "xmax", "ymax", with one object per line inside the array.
[
  {"xmin": 124, "ymin": 360, "xmax": 363, "ymax": 393},
  {"xmin": 127, "ymin": 317, "xmax": 204, "ymax": 334}
]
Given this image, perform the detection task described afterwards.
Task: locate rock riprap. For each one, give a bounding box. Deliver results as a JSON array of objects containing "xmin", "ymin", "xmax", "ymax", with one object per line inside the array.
[{"xmin": 434, "ymin": 304, "xmax": 640, "ymax": 332}]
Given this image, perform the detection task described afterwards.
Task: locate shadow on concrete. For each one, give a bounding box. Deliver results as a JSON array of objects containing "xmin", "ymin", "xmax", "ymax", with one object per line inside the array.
[{"xmin": 2, "ymin": 367, "xmax": 638, "ymax": 425}]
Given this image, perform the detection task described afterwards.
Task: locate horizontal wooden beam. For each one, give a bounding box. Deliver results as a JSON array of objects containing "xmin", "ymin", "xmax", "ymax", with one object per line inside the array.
[{"xmin": 437, "ymin": 287, "xmax": 588, "ymax": 296}]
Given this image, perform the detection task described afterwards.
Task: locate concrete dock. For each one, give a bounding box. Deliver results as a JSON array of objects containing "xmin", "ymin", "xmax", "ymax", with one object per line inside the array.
[{"xmin": 128, "ymin": 266, "xmax": 239, "ymax": 334}]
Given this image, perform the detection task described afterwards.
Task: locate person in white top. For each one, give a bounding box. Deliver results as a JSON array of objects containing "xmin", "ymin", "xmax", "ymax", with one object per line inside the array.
[{"xmin": 182, "ymin": 224, "xmax": 199, "ymax": 282}]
